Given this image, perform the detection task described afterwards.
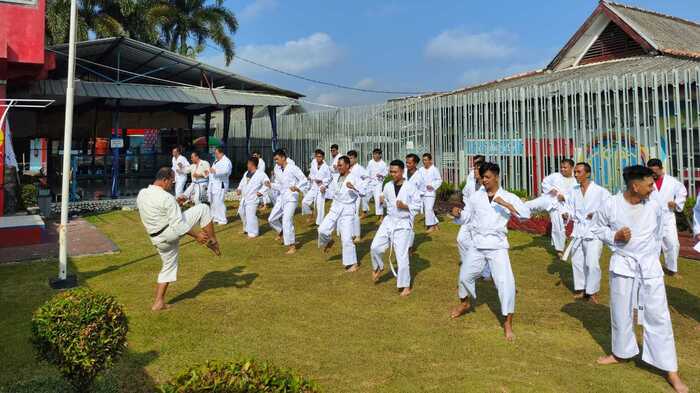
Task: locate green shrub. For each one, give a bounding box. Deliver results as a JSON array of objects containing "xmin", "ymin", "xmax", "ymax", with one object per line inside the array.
[
  {"xmin": 509, "ymin": 189, "xmax": 530, "ymax": 200},
  {"xmin": 158, "ymin": 359, "xmax": 321, "ymax": 393},
  {"xmin": 678, "ymin": 195, "xmax": 696, "ymax": 232},
  {"xmin": 436, "ymin": 181, "xmax": 457, "ymax": 201},
  {"xmin": 21, "ymin": 184, "xmax": 38, "ymax": 209},
  {"xmin": 31, "ymin": 288, "xmax": 128, "ymax": 392}
]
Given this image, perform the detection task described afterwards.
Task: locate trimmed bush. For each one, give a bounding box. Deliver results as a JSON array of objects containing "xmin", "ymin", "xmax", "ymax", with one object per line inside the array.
[
  {"xmin": 21, "ymin": 184, "xmax": 38, "ymax": 209},
  {"xmin": 509, "ymin": 189, "xmax": 530, "ymax": 200},
  {"xmin": 436, "ymin": 181, "xmax": 457, "ymax": 201},
  {"xmin": 158, "ymin": 359, "xmax": 321, "ymax": 393},
  {"xmin": 678, "ymin": 195, "xmax": 697, "ymax": 232},
  {"xmin": 31, "ymin": 288, "xmax": 128, "ymax": 392}
]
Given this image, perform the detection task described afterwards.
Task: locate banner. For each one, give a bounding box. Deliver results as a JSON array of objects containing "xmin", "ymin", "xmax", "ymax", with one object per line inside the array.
[{"xmin": 464, "ymin": 139, "xmax": 524, "ymax": 156}]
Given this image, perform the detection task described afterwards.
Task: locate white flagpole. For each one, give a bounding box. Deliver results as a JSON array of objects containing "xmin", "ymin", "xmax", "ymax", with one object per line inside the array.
[{"xmin": 56, "ymin": 0, "xmax": 78, "ymax": 285}]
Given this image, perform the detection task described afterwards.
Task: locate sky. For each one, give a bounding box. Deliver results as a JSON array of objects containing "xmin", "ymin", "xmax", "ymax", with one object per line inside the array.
[{"xmin": 199, "ymin": 0, "xmax": 700, "ymax": 109}]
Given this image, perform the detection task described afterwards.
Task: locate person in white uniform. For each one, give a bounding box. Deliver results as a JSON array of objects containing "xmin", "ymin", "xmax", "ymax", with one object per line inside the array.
[
  {"xmin": 347, "ymin": 150, "xmax": 369, "ymax": 241},
  {"xmin": 266, "ymin": 149, "xmax": 308, "ymax": 254},
  {"xmin": 171, "ymin": 147, "xmax": 190, "ymax": 196},
  {"xmin": 136, "ymin": 167, "xmax": 221, "ymax": 311},
  {"xmin": 253, "ymin": 151, "xmax": 269, "ymax": 209},
  {"xmin": 647, "ymin": 159, "xmax": 687, "ymax": 276},
  {"xmin": 455, "ymin": 155, "xmax": 490, "ymax": 280},
  {"xmin": 236, "ymin": 156, "xmax": 269, "ymax": 238},
  {"xmin": 318, "ymin": 155, "xmax": 365, "ymax": 272},
  {"xmin": 364, "ymin": 148, "xmax": 389, "ymax": 217},
  {"xmin": 419, "ymin": 153, "xmax": 443, "ymax": 232},
  {"xmin": 207, "ymin": 147, "xmax": 232, "ymax": 225},
  {"xmin": 370, "ymin": 159, "xmax": 422, "ymax": 296},
  {"xmin": 450, "ymin": 162, "xmax": 531, "ymax": 341},
  {"xmin": 561, "ymin": 162, "xmax": 610, "ymax": 303},
  {"xmin": 525, "ymin": 158, "xmax": 576, "ymax": 259},
  {"xmin": 593, "ymin": 165, "xmax": 687, "ymax": 393},
  {"xmin": 302, "ymin": 149, "xmax": 332, "ymax": 226},
  {"xmin": 404, "ymin": 154, "xmax": 424, "ymax": 251},
  {"xmin": 269, "ymin": 155, "xmax": 296, "ymax": 207},
  {"xmin": 181, "ymin": 151, "xmax": 210, "ymax": 205},
  {"xmin": 329, "ymin": 144, "xmax": 340, "ymax": 175}
]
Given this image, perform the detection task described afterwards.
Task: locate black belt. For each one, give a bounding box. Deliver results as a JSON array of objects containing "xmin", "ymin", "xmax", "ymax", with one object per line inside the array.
[{"xmin": 149, "ymin": 224, "xmax": 169, "ymax": 237}]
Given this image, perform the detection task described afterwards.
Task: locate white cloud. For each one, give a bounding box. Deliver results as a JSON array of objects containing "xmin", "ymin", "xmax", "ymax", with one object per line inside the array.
[
  {"xmin": 240, "ymin": 0, "xmax": 278, "ymax": 19},
  {"xmin": 354, "ymin": 78, "xmax": 376, "ymax": 89},
  {"xmin": 425, "ymin": 29, "xmax": 516, "ymax": 60},
  {"xmin": 234, "ymin": 32, "xmax": 341, "ymax": 74}
]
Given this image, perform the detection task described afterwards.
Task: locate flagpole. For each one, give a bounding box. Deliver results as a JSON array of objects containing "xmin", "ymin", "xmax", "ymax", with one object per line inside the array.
[{"xmin": 52, "ymin": 0, "xmax": 78, "ymax": 288}]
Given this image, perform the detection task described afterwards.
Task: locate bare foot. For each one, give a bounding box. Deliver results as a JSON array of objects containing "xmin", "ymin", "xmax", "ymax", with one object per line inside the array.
[
  {"xmin": 504, "ymin": 318, "xmax": 515, "ymax": 342},
  {"xmin": 426, "ymin": 226, "xmax": 435, "ymax": 233},
  {"xmin": 345, "ymin": 264, "xmax": 359, "ymax": 273},
  {"xmin": 372, "ymin": 269, "xmax": 384, "ymax": 283},
  {"xmin": 275, "ymin": 233, "xmax": 283, "ymax": 242},
  {"xmin": 323, "ymin": 239, "xmax": 335, "ymax": 253},
  {"xmin": 573, "ymin": 291, "xmax": 585, "ymax": 300},
  {"xmin": 399, "ymin": 287, "xmax": 412, "ymax": 297},
  {"xmin": 151, "ymin": 302, "xmax": 171, "ymax": 312},
  {"xmin": 285, "ymin": 245, "xmax": 297, "ymax": 255},
  {"xmin": 450, "ymin": 300, "xmax": 470, "ymax": 319},
  {"xmin": 667, "ymin": 372, "xmax": 688, "ymax": 393},
  {"xmin": 557, "ymin": 251, "xmax": 564, "ymax": 260},
  {"xmin": 588, "ymin": 293, "xmax": 599, "ymax": 304},
  {"xmin": 596, "ymin": 355, "xmax": 620, "ymax": 365},
  {"xmin": 353, "ymin": 237, "xmax": 361, "ymax": 244},
  {"xmin": 206, "ymin": 240, "xmax": 222, "ymax": 256}
]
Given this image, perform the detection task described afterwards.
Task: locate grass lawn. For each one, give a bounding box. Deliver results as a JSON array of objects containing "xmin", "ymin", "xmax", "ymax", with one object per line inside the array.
[{"xmin": 1, "ymin": 203, "xmax": 699, "ymax": 392}]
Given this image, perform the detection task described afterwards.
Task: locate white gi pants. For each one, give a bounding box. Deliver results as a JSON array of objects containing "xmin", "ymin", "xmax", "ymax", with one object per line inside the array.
[
  {"xmin": 301, "ymin": 188, "xmax": 326, "ymax": 226},
  {"xmin": 269, "ymin": 198, "xmax": 298, "ymax": 246},
  {"xmin": 423, "ymin": 196, "xmax": 439, "ymax": 226},
  {"xmin": 458, "ymin": 248, "xmax": 515, "ymax": 316},
  {"xmin": 238, "ymin": 199, "xmax": 260, "ymax": 237},
  {"xmin": 525, "ymin": 196, "xmax": 565, "ymax": 252},
  {"xmin": 182, "ymin": 182, "xmax": 207, "ymax": 205},
  {"xmin": 175, "ymin": 178, "xmax": 187, "ymax": 197},
  {"xmin": 661, "ymin": 220, "xmax": 680, "ymax": 273},
  {"xmin": 353, "ymin": 198, "xmax": 362, "ymax": 238},
  {"xmin": 209, "ymin": 189, "xmax": 227, "ymax": 224},
  {"xmin": 153, "ymin": 204, "xmax": 212, "ymax": 283},
  {"xmin": 571, "ymin": 238, "xmax": 602, "ymax": 295},
  {"xmin": 372, "ymin": 181, "xmax": 384, "ymax": 215},
  {"xmin": 456, "ymin": 226, "xmax": 491, "ymax": 279},
  {"xmin": 318, "ymin": 205, "xmax": 356, "ymax": 266},
  {"xmin": 371, "ymin": 225, "xmax": 411, "ymax": 288},
  {"xmin": 609, "ymin": 272, "xmax": 678, "ymax": 372}
]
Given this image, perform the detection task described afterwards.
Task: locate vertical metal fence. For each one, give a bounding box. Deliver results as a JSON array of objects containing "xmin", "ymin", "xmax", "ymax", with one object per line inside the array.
[{"xmin": 229, "ymin": 66, "xmax": 700, "ymax": 196}]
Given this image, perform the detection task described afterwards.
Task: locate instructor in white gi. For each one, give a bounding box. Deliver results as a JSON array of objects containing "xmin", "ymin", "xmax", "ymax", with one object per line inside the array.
[
  {"xmin": 181, "ymin": 151, "xmax": 209, "ymax": 205},
  {"xmin": 562, "ymin": 162, "xmax": 610, "ymax": 303},
  {"xmin": 207, "ymin": 147, "xmax": 232, "ymax": 225},
  {"xmin": 419, "ymin": 153, "xmax": 442, "ymax": 232},
  {"xmin": 370, "ymin": 159, "xmax": 422, "ymax": 296},
  {"xmin": 267, "ymin": 149, "xmax": 308, "ymax": 254},
  {"xmin": 136, "ymin": 167, "xmax": 221, "ymax": 311},
  {"xmin": 236, "ymin": 156, "xmax": 269, "ymax": 238},
  {"xmin": 647, "ymin": 159, "xmax": 687, "ymax": 275},
  {"xmin": 593, "ymin": 165, "xmax": 687, "ymax": 393},
  {"xmin": 171, "ymin": 147, "xmax": 190, "ymax": 196},
  {"xmin": 318, "ymin": 155, "xmax": 364, "ymax": 272},
  {"xmin": 364, "ymin": 148, "xmax": 388, "ymax": 217},
  {"xmin": 302, "ymin": 149, "xmax": 332, "ymax": 226},
  {"xmin": 450, "ymin": 162, "xmax": 530, "ymax": 341}
]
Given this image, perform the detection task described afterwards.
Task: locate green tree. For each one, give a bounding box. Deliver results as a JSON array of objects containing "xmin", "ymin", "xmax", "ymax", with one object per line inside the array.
[{"xmin": 45, "ymin": 0, "xmax": 132, "ymax": 45}]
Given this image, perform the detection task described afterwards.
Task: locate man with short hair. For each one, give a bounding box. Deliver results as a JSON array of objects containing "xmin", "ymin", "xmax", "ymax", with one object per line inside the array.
[
  {"xmin": 526, "ymin": 158, "xmax": 577, "ymax": 259},
  {"xmin": 562, "ymin": 162, "xmax": 610, "ymax": 303},
  {"xmin": 181, "ymin": 151, "xmax": 210, "ymax": 205},
  {"xmin": 302, "ymin": 149, "xmax": 332, "ymax": 226},
  {"xmin": 329, "ymin": 144, "xmax": 340, "ymax": 175},
  {"xmin": 365, "ymin": 148, "xmax": 389, "ymax": 217},
  {"xmin": 347, "ymin": 150, "xmax": 369, "ymax": 241},
  {"xmin": 419, "ymin": 153, "xmax": 443, "ymax": 233},
  {"xmin": 269, "ymin": 151, "xmax": 296, "ymax": 206},
  {"xmin": 171, "ymin": 146, "xmax": 190, "ymax": 196},
  {"xmin": 236, "ymin": 157, "xmax": 269, "ymax": 238},
  {"xmin": 266, "ymin": 149, "xmax": 308, "ymax": 254},
  {"xmin": 318, "ymin": 156, "xmax": 364, "ymax": 272},
  {"xmin": 207, "ymin": 147, "xmax": 232, "ymax": 225},
  {"xmin": 136, "ymin": 167, "xmax": 221, "ymax": 311},
  {"xmin": 593, "ymin": 165, "xmax": 687, "ymax": 393},
  {"xmin": 455, "ymin": 156, "xmax": 490, "ymax": 280},
  {"xmin": 404, "ymin": 153, "xmax": 424, "ymax": 251},
  {"xmin": 252, "ymin": 151, "xmax": 269, "ymax": 209},
  {"xmin": 450, "ymin": 162, "xmax": 530, "ymax": 341},
  {"xmin": 464, "ymin": 155, "xmax": 485, "ymax": 196},
  {"xmin": 370, "ymin": 160, "xmax": 422, "ymax": 296},
  {"xmin": 647, "ymin": 159, "xmax": 687, "ymax": 276}
]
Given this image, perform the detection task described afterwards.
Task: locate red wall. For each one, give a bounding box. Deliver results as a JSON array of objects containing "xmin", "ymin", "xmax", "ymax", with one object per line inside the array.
[{"xmin": 0, "ymin": 1, "xmax": 46, "ymax": 65}]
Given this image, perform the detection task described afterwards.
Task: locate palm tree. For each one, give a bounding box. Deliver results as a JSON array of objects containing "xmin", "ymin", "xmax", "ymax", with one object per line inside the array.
[
  {"xmin": 149, "ymin": 0, "xmax": 239, "ymax": 65},
  {"xmin": 45, "ymin": 0, "xmax": 131, "ymax": 45}
]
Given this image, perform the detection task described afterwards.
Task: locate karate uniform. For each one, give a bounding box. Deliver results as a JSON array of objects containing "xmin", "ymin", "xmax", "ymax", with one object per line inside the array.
[
  {"xmin": 258, "ymin": 158, "xmax": 271, "ymax": 206},
  {"xmin": 364, "ymin": 159, "xmax": 389, "ymax": 216},
  {"xmin": 318, "ymin": 171, "xmax": 365, "ymax": 266},
  {"xmin": 268, "ymin": 161, "xmax": 308, "ymax": 246},
  {"xmin": 302, "ymin": 160, "xmax": 332, "ymax": 225},
  {"xmin": 593, "ymin": 194, "xmax": 678, "ymax": 372},
  {"xmin": 207, "ymin": 155, "xmax": 232, "ymax": 224},
  {"xmin": 137, "ymin": 185, "xmax": 213, "ymax": 283},
  {"xmin": 349, "ymin": 164, "xmax": 369, "ymax": 238},
  {"xmin": 418, "ymin": 164, "xmax": 443, "ymax": 227},
  {"xmin": 649, "ymin": 175, "xmax": 687, "ymax": 273},
  {"xmin": 564, "ymin": 181, "xmax": 611, "ymax": 295},
  {"xmin": 326, "ymin": 154, "xmax": 341, "ymax": 200},
  {"xmin": 370, "ymin": 180, "xmax": 422, "ymax": 288},
  {"xmin": 270, "ymin": 158, "xmax": 295, "ymax": 206},
  {"xmin": 181, "ymin": 160, "xmax": 210, "ymax": 205},
  {"xmin": 172, "ymin": 155, "xmax": 190, "ymax": 196},
  {"xmin": 456, "ymin": 171, "xmax": 490, "ymax": 279},
  {"xmin": 404, "ymin": 168, "xmax": 425, "ymax": 247},
  {"xmin": 458, "ymin": 188, "xmax": 531, "ymax": 316},
  {"xmin": 526, "ymin": 172, "xmax": 576, "ymax": 252},
  {"xmin": 237, "ymin": 170, "xmax": 269, "ymax": 237}
]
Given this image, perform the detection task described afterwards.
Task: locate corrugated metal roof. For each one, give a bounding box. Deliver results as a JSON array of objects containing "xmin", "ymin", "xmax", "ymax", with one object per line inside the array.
[{"xmin": 27, "ymin": 80, "xmax": 299, "ymax": 107}]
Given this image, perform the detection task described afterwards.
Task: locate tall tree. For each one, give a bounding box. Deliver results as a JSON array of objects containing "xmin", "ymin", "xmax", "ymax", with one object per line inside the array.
[
  {"xmin": 45, "ymin": 0, "xmax": 133, "ymax": 45},
  {"xmin": 149, "ymin": 0, "xmax": 239, "ymax": 65}
]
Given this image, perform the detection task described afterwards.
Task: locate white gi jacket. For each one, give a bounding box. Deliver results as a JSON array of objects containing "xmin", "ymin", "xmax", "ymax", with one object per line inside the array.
[
  {"xmin": 460, "ymin": 187, "xmax": 531, "ymax": 250},
  {"xmin": 257, "ymin": 158, "xmax": 266, "ymax": 174},
  {"xmin": 272, "ymin": 162, "xmax": 309, "ymax": 203},
  {"xmin": 349, "ymin": 164, "xmax": 369, "ymax": 197},
  {"xmin": 172, "ymin": 155, "xmax": 190, "ymax": 182},
  {"xmin": 329, "ymin": 171, "xmax": 364, "ymax": 212},
  {"xmin": 565, "ymin": 181, "xmax": 611, "ymax": 240},
  {"xmin": 330, "ymin": 154, "xmax": 340, "ymax": 174},
  {"xmin": 650, "ymin": 175, "xmax": 687, "ymax": 226},
  {"xmin": 403, "ymin": 168, "xmax": 425, "ymax": 195},
  {"xmin": 366, "ymin": 159, "xmax": 388, "ymax": 186},
  {"xmin": 593, "ymin": 194, "xmax": 665, "ymax": 279},
  {"xmin": 463, "ymin": 170, "xmax": 481, "ymax": 204},
  {"xmin": 208, "ymin": 155, "xmax": 232, "ymax": 193},
  {"xmin": 308, "ymin": 160, "xmax": 332, "ymax": 196},
  {"xmin": 189, "ymin": 160, "xmax": 210, "ymax": 184},
  {"xmin": 237, "ymin": 170, "xmax": 269, "ymax": 204},
  {"xmin": 541, "ymin": 172, "xmax": 576, "ymax": 210},
  {"xmin": 381, "ymin": 180, "xmax": 422, "ymax": 229},
  {"xmin": 418, "ymin": 165, "xmax": 442, "ymax": 197},
  {"xmin": 137, "ymin": 185, "xmax": 192, "ymax": 244}
]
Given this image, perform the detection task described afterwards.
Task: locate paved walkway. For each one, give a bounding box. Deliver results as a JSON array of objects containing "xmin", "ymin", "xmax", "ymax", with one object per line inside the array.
[{"xmin": 0, "ymin": 218, "xmax": 119, "ymax": 263}]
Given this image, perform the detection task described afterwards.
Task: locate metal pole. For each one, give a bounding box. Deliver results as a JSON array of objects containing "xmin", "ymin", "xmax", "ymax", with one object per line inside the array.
[{"xmin": 55, "ymin": 0, "xmax": 78, "ymax": 287}]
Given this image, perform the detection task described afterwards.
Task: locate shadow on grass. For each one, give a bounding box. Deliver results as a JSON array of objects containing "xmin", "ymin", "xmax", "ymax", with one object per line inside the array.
[
  {"xmin": 560, "ymin": 301, "xmax": 611, "ymax": 353},
  {"xmin": 666, "ymin": 285, "xmax": 700, "ymax": 324},
  {"xmin": 168, "ymin": 266, "xmax": 257, "ymax": 304},
  {"xmin": 113, "ymin": 350, "xmax": 159, "ymax": 393},
  {"xmin": 547, "ymin": 258, "xmax": 576, "ymax": 294},
  {"xmin": 374, "ymin": 250, "xmax": 432, "ymax": 287}
]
